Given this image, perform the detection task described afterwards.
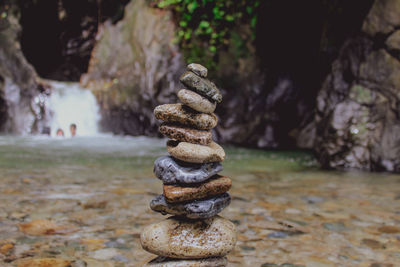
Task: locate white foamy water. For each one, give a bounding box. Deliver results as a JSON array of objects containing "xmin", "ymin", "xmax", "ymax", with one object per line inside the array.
[{"xmin": 46, "ymin": 81, "xmax": 100, "ymax": 137}]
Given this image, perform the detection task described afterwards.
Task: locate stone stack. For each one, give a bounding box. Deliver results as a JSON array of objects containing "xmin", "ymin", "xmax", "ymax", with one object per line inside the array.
[{"xmin": 140, "ymin": 63, "xmax": 237, "ymax": 267}]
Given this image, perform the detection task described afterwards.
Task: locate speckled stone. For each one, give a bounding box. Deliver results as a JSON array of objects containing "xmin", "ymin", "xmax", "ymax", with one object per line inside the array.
[
  {"xmin": 163, "ymin": 175, "xmax": 232, "ymax": 203},
  {"xmin": 145, "ymin": 256, "xmax": 227, "ymax": 267},
  {"xmin": 180, "ymin": 71, "xmax": 222, "ymax": 103},
  {"xmin": 153, "ymin": 156, "xmax": 223, "ymax": 185},
  {"xmin": 150, "ymin": 193, "xmax": 231, "ymax": 219},
  {"xmin": 140, "ymin": 216, "xmax": 236, "ymax": 259},
  {"xmin": 166, "ymin": 140, "xmax": 225, "ymax": 163},
  {"xmin": 154, "ymin": 104, "xmax": 217, "ymax": 130},
  {"xmin": 178, "ymin": 89, "xmax": 216, "ymax": 114},
  {"xmin": 159, "ymin": 123, "xmax": 212, "ymax": 145},
  {"xmin": 187, "ymin": 63, "xmax": 208, "ymax": 78}
]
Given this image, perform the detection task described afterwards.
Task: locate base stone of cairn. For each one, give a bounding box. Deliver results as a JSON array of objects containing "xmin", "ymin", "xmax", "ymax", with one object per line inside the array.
[{"xmin": 140, "ymin": 63, "xmax": 237, "ymax": 266}]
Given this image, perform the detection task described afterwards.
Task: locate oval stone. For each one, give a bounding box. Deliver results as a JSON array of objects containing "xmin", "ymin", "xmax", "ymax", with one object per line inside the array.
[
  {"xmin": 178, "ymin": 89, "xmax": 216, "ymax": 114},
  {"xmin": 159, "ymin": 123, "xmax": 212, "ymax": 145},
  {"xmin": 153, "ymin": 156, "xmax": 223, "ymax": 184},
  {"xmin": 180, "ymin": 71, "xmax": 222, "ymax": 103},
  {"xmin": 144, "ymin": 256, "xmax": 227, "ymax": 267},
  {"xmin": 187, "ymin": 63, "xmax": 208, "ymax": 78},
  {"xmin": 150, "ymin": 193, "xmax": 231, "ymax": 219},
  {"xmin": 140, "ymin": 216, "xmax": 237, "ymax": 259},
  {"xmin": 163, "ymin": 175, "xmax": 232, "ymax": 203},
  {"xmin": 167, "ymin": 140, "xmax": 225, "ymax": 163},
  {"xmin": 154, "ymin": 104, "xmax": 218, "ymax": 130}
]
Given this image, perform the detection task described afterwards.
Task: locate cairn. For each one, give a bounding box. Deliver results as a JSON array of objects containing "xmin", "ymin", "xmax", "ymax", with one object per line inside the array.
[{"xmin": 140, "ymin": 63, "xmax": 236, "ymax": 266}]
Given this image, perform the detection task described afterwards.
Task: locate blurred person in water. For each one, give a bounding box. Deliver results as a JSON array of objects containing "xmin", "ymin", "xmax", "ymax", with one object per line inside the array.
[
  {"xmin": 56, "ymin": 128, "xmax": 64, "ymax": 137},
  {"xmin": 70, "ymin": 124, "xmax": 77, "ymax": 137}
]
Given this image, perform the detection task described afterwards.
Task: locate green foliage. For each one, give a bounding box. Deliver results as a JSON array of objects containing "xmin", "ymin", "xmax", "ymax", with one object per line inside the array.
[{"xmin": 154, "ymin": 0, "xmax": 260, "ymax": 66}]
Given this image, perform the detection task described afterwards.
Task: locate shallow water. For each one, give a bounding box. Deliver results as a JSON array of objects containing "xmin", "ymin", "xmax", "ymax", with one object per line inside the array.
[{"xmin": 0, "ymin": 135, "xmax": 399, "ymax": 266}]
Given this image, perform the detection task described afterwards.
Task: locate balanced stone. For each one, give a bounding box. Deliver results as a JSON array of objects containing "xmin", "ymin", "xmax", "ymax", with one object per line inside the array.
[
  {"xmin": 154, "ymin": 104, "xmax": 217, "ymax": 130},
  {"xmin": 141, "ymin": 216, "xmax": 236, "ymax": 259},
  {"xmin": 159, "ymin": 123, "xmax": 212, "ymax": 145},
  {"xmin": 145, "ymin": 256, "xmax": 227, "ymax": 267},
  {"xmin": 150, "ymin": 193, "xmax": 231, "ymax": 219},
  {"xmin": 167, "ymin": 140, "xmax": 225, "ymax": 163},
  {"xmin": 187, "ymin": 63, "xmax": 208, "ymax": 78},
  {"xmin": 180, "ymin": 71, "xmax": 222, "ymax": 103},
  {"xmin": 178, "ymin": 89, "xmax": 216, "ymax": 114},
  {"xmin": 164, "ymin": 175, "xmax": 232, "ymax": 203},
  {"xmin": 154, "ymin": 156, "xmax": 223, "ymax": 184}
]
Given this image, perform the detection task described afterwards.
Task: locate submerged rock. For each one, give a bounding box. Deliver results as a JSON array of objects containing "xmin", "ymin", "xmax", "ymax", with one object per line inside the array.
[
  {"xmin": 153, "ymin": 156, "xmax": 223, "ymax": 184},
  {"xmin": 150, "ymin": 193, "xmax": 231, "ymax": 219},
  {"xmin": 154, "ymin": 104, "xmax": 218, "ymax": 130},
  {"xmin": 163, "ymin": 175, "xmax": 232, "ymax": 203},
  {"xmin": 166, "ymin": 140, "xmax": 225, "ymax": 163},
  {"xmin": 145, "ymin": 256, "xmax": 227, "ymax": 267},
  {"xmin": 159, "ymin": 123, "xmax": 212, "ymax": 145},
  {"xmin": 178, "ymin": 89, "xmax": 216, "ymax": 114},
  {"xmin": 187, "ymin": 63, "xmax": 208, "ymax": 78},
  {"xmin": 140, "ymin": 216, "xmax": 236, "ymax": 259},
  {"xmin": 180, "ymin": 71, "xmax": 222, "ymax": 103}
]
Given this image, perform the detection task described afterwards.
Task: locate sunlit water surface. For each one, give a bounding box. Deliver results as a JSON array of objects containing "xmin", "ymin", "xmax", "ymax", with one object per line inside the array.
[{"xmin": 0, "ymin": 135, "xmax": 399, "ymax": 266}]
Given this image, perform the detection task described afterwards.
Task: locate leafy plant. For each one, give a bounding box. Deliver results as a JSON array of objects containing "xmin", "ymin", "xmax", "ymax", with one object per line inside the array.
[{"xmin": 154, "ymin": 0, "xmax": 260, "ymax": 66}]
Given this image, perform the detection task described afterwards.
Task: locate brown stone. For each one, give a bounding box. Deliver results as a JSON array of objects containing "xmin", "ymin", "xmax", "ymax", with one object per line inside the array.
[
  {"xmin": 166, "ymin": 140, "xmax": 225, "ymax": 163},
  {"xmin": 159, "ymin": 123, "xmax": 212, "ymax": 145},
  {"xmin": 154, "ymin": 104, "xmax": 218, "ymax": 130},
  {"xmin": 163, "ymin": 175, "xmax": 232, "ymax": 203},
  {"xmin": 178, "ymin": 89, "xmax": 216, "ymax": 113}
]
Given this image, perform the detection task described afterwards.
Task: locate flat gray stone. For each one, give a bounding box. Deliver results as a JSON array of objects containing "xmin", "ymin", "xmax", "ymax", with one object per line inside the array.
[
  {"xmin": 153, "ymin": 156, "xmax": 223, "ymax": 184},
  {"xmin": 187, "ymin": 63, "xmax": 208, "ymax": 78},
  {"xmin": 150, "ymin": 193, "xmax": 231, "ymax": 219},
  {"xmin": 180, "ymin": 71, "xmax": 222, "ymax": 103},
  {"xmin": 145, "ymin": 256, "xmax": 227, "ymax": 267}
]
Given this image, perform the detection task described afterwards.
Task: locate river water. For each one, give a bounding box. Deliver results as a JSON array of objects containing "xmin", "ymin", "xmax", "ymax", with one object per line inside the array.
[{"xmin": 0, "ymin": 135, "xmax": 399, "ymax": 266}]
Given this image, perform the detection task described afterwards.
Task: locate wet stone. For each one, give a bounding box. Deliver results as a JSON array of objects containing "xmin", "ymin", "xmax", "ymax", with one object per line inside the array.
[
  {"xmin": 154, "ymin": 104, "xmax": 218, "ymax": 130},
  {"xmin": 163, "ymin": 175, "xmax": 232, "ymax": 203},
  {"xmin": 140, "ymin": 216, "xmax": 236, "ymax": 259},
  {"xmin": 187, "ymin": 63, "xmax": 208, "ymax": 78},
  {"xmin": 180, "ymin": 71, "xmax": 222, "ymax": 103},
  {"xmin": 159, "ymin": 123, "xmax": 212, "ymax": 145},
  {"xmin": 150, "ymin": 193, "xmax": 231, "ymax": 219},
  {"xmin": 145, "ymin": 256, "xmax": 227, "ymax": 267},
  {"xmin": 153, "ymin": 156, "xmax": 223, "ymax": 184},
  {"xmin": 178, "ymin": 89, "xmax": 216, "ymax": 114},
  {"xmin": 167, "ymin": 140, "xmax": 225, "ymax": 163}
]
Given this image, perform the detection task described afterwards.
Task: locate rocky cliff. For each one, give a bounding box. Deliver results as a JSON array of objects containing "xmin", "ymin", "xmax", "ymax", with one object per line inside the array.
[
  {"xmin": 315, "ymin": 0, "xmax": 400, "ymax": 172},
  {"xmin": 81, "ymin": 0, "xmax": 184, "ymax": 136},
  {"xmin": 0, "ymin": 3, "xmax": 45, "ymax": 134}
]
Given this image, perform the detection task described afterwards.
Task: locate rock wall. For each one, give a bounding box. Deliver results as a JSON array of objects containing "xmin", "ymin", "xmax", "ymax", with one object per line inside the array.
[
  {"xmin": 81, "ymin": 0, "xmax": 184, "ymax": 136},
  {"xmin": 0, "ymin": 3, "xmax": 45, "ymax": 134},
  {"xmin": 315, "ymin": 0, "xmax": 400, "ymax": 172}
]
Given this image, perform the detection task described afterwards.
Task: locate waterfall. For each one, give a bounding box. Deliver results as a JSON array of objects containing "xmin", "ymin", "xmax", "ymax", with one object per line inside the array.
[{"xmin": 45, "ymin": 81, "xmax": 100, "ymax": 137}]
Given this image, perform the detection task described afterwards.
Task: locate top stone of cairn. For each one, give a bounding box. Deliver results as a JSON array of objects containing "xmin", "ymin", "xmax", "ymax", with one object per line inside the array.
[{"xmin": 188, "ymin": 63, "xmax": 208, "ymax": 78}]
